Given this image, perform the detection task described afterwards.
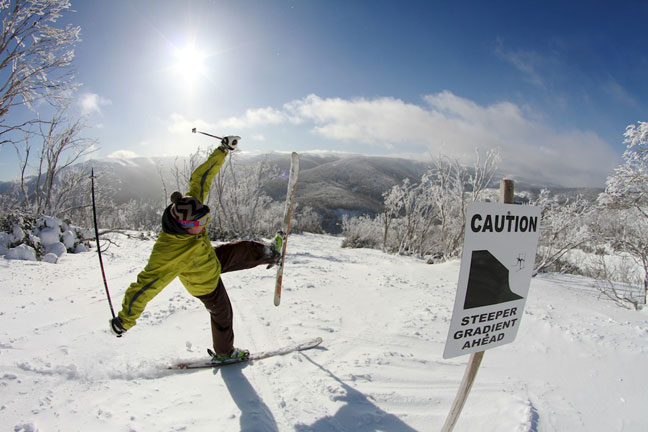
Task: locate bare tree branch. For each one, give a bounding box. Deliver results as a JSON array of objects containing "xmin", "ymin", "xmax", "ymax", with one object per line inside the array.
[{"xmin": 0, "ymin": 0, "xmax": 80, "ymax": 146}]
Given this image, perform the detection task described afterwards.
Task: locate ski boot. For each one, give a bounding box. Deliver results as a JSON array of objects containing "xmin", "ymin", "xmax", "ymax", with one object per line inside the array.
[
  {"xmin": 208, "ymin": 347, "xmax": 250, "ymax": 363},
  {"xmin": 266, "ymin": 231, "xmax": 285, "ymax": 269}
]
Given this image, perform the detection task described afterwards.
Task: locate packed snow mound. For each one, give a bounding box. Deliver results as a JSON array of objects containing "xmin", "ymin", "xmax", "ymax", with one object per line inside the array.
[
  {"xmin": 0, "ymin": 214, "xmax": 92, "ymax": 263},
  {"xmin": 0, "ymin": 233, "xmax": 647, "ymax": 431}
]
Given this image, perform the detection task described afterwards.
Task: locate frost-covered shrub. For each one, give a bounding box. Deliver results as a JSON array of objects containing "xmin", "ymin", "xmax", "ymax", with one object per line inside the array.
[
  {"xmin": 292, "ymin": 205, "xmax": 323, "ymax": 234},
  {"xmin": 0, "ymin": 213, "xmax": 92, "ymax": 263},
  {"xmin": 45, "ymin": 241, "xmax": 67, "ymax": 257},
  {"xmin": 39, "ymin": 226, "xmax": 61, "ymax": 245},
  {"xmin": 6, "ymin": 244, "xmax": 37, "ymax": 261},
  {"xmin": 542, "ymin": 257, "xmax": 584, "ymax": 275},
  {"xmin": 341, "ymin": 215, "xmax": 382, "ymax": 249},
  {"xmin": 596, "ymin": 121, "xmax": 648, "ymax": 306},
  {"xmin": 111, "ymin": 198, "xmax": 162, "ymax": 232},
  {"xmin": 0, "ymin": 214, "xmax": 44, "ymax": 258},
  {"xmin": 533, "ymin": 190, "xmax": 594, "ymax": 274},
  {"xmin": 341, "ymin": 149, "xmax": 500, "ymax": 259},
  {"xmin": 207, "ymin": 154, "xmax": 282, "ymax": 239}
]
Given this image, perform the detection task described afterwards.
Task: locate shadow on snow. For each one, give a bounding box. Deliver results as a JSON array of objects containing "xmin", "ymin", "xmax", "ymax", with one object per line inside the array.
[
  {"xmin": 219, "ymin": 364, "xmax": 279, "ymax": 432},
  {"xmin": 295, "ymin": 353, "xmax": 417, "ymax": 432},
  {"xmin": 216, "ymin": 350, "xmax": 415, "ymax": 431}
]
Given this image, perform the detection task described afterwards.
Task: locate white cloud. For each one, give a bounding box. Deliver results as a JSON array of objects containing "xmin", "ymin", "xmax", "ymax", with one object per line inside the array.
[
  {"xmin": 296, "ymin": 92, "xmax": 619, "ymax": 186},
  {"xmin": 108, "ymin": 149, "xmax": 139, "ymax": 159},
  {"xmin": 79, "ymin": 93, "xmax": 112, "ymax": 115},
  {"xmin": 284, "ymin": 94, "xmax": 432, "ymax": 147},
  {"xmin": 215, "ymin": 107, "xmax": 288, "ymax": 130},
  {"xmin": 163, "ymin": 114, "xmax": 220, "ymax": 155},
  {"xmin": 166, "ymin": 108, "xmax": 292, "ymax": 135},
  {"xmin": 419, "ymin": 91, "xmax": 620, "ymax": 186},
  {"xmin": 250, "ymin": 134, "xmax": 267, "ymax": 141},
  {"xmin": 164, "ymin": 91, "xmax": 620, "ymax": 187},
  {"xmin": 167, "ymin": 113, "xmax": 213, "ymax": 135}
]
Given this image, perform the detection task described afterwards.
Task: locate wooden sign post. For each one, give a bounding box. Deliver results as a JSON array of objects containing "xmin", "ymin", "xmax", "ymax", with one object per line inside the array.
[{"xmin": 440, "ymin": 179, "xmax": 517, "ymax": 432}]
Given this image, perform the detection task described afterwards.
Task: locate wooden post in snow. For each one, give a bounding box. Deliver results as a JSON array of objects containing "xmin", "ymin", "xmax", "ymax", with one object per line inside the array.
[
  {"xmin": 440, "ymin": 351, "xmax": 484, "ymax": 432},
  {"xmin": 500, "ymin": 179, "xmax": 515, "ymax": 205},
  {"xmin": 440, "ymin": 178, "xmax": 515, "ymax": 432}
]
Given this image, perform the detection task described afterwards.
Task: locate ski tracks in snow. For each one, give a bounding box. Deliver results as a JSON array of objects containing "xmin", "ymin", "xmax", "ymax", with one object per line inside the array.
[
  {"xmin": 224, "ymin": 233, "xmax": 467, "ymax": 431},
  {"xmin": 3, "ymin": 232, "xmax": 648, "ymax": 430}
]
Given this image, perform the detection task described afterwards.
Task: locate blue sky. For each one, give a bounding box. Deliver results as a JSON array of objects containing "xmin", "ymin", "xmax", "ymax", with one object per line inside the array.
[{"xmin": 1, "ymin": 0, "xmax": 647, "ymax": 187}]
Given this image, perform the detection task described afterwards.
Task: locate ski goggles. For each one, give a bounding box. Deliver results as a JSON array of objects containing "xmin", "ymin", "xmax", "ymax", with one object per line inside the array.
[
  {"xmin": 178, "ymin": 216, "xmax": 210, "ymax": 228},
  {"xmin": 178, "ymin": 206, "xmax": 210, "ymax": 228}
]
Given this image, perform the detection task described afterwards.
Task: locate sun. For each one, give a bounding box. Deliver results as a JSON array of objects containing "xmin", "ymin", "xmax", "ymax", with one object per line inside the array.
[{"xmin": 172, "ymin": 42, "xmax": 207, "ymax": 86}]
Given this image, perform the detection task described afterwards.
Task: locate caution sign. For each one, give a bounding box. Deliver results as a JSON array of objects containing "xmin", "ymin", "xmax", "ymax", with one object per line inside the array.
[{"xmin": 443, "ymin": 202, "xmax": 541, "ymax": 359}]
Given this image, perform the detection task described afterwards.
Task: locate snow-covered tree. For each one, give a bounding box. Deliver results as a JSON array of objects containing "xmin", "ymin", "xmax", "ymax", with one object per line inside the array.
[
  {"xmin": 341, "ymin": 214, "xmax": 382, "ymax": 249},
  {"xmin": 0, "ymin": 0, "xmax": 80, "ymax": 146},
  {"xmin": 290, "ymin": 204, "xmax": 322, "ymax": 234},
  {"xmin": 597, "ymin": 121, "xmax": 648, "ymax": 305},
  {"xmin": 588, "ymin": 208, "xmax": 647, "ymax": 309},
  {"xmin": 533, "ymin": 189, "xmax": 594, "ymax": 274},
  {"xmin": 599, "ymin": 122, "xmax": 648, "ymax": 214},
  {"xmin": 427, "ymin": 155, "xmax": 466, "ymax": 258},
  {"xmin": 344, "ymin": 148, "xmax": 500, "ymax": 259},
  {"xmin": 209, "ymin": 153, "xmax": 280, "ymax": 238},
  {"xmin": 16, "ymin": 107, "xmax": 95, "ymax": 217}
]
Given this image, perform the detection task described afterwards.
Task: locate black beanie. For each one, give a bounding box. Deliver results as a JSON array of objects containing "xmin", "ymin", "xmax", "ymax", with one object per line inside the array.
[{"xmin": 169, "ymin": 192, "xmax": 210, "ymax": 225}]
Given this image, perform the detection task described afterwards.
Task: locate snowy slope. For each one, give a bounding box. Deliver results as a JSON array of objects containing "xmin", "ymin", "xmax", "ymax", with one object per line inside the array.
[{"xmin": 1, "ymin": 233, "xmax": 647, "ymax": 431}]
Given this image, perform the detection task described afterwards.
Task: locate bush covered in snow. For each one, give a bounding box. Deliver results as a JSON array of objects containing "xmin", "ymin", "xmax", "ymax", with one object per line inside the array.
[
  {"xmin": 341, "ymin": 149, "xmax": 501, "ymax": 258},
  {"xmin": 0, "ymin": 214, "xmax": 93, "ymax": 264}
]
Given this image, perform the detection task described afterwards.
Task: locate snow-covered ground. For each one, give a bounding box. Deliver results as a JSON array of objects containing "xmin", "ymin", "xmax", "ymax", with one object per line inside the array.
[{"xmin": 1, "ymin": 233, "xmax": 647, "ymax": 431}]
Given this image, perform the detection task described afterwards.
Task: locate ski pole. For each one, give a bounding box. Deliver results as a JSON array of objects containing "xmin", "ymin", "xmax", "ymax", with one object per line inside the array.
[
  {"xmin": 90, "ymin": 168, "xmax": 118, "ymax": 322},
  {"xmin": 191, "ymin": 127, "xmax": 222, "ymax": 140},
  {"xmin": 192, "ymin": 128, "xmax": 238, "ymax": 182}
]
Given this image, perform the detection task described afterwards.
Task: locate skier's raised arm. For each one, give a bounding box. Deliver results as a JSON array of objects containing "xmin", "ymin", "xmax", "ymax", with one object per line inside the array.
[{"xmin": 187, "ymin": 136, "xmax": 240, "ymax": 203}]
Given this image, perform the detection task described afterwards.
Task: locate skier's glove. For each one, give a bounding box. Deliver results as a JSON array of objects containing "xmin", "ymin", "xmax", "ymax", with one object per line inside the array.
[
  {"xmin": 109, "ymin": 317, "xmax": 126, "ymax": 338},
  {"xmin": 219, "ymin": 135, "xmax": 240, "ymax": 151}
]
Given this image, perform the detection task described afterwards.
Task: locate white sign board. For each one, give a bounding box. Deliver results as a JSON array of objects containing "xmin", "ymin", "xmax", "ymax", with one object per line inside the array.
[{"xmin": 443, "ymin": 202, "xmax": 541, "ymax": 359}]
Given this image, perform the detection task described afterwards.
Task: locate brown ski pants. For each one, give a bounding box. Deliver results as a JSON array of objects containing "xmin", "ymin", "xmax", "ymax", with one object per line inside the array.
[{"xmin": 195, "ymin": 240, "xmax": 276, "ymax": 354}]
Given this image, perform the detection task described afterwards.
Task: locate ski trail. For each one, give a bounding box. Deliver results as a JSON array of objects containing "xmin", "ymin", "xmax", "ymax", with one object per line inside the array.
[
  {"xmin": 223, "ymin": 234, "xmax": 429, "ymax": 430},
  {"xmin": 225, "ymin": 276, "xmax": 303, "ymax": 431},
  {"xmin": 3, "ymin": 233, "xmax": 648, "ymax": 430}
]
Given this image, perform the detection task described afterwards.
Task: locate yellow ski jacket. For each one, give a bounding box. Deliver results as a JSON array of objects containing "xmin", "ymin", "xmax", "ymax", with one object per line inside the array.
[{"xmin": 117, "ymin": 148, "xmax": 228, "ymax": 330}]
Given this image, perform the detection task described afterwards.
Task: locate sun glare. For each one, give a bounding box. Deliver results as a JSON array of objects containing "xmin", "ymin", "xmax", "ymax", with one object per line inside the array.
[{"xmin": 172, "ymin": 43, "xmax": 207, "ymax": 86}]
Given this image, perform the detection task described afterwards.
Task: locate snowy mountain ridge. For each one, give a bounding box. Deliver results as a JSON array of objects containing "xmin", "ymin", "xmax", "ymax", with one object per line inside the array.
[{"xmin": 0, "ymin": 152, "xmax": 603, "ymax": 233}]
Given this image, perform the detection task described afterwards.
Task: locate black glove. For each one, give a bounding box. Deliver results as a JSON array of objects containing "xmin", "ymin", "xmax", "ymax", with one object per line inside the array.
[
  {"xmin": 220, "ymin": 135, "xmax": 240, "ymax": 151},
  {"xmin": 109, "ymin": 317, "xmax": 126, "ymax": 337}
]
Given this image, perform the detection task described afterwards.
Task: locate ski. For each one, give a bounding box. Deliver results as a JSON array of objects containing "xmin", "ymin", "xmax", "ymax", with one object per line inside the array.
[
  {"xmin": 274, "ymin": 152, "xmax": 300, "ymax": 306},
  {"xmin": 170, "ymin": 336, "xmax": 322, "ymax": 370}
]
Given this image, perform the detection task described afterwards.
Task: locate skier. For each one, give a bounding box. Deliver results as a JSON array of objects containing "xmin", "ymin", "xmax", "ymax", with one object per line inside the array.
[{"xmin": 109, "ymin": 136, "xmax": 282, "ymax": 362}]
